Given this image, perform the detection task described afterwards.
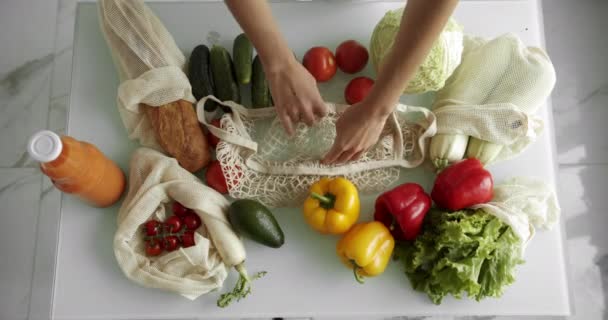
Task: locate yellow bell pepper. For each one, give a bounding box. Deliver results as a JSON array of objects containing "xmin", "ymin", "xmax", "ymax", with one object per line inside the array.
[
  {"xmin": 336, "ymin": 221, "xmax": 395, "ymax": 284},
  {"xmin": 302, "ymin": 177, "xmax": 360, "ymax": 234}
]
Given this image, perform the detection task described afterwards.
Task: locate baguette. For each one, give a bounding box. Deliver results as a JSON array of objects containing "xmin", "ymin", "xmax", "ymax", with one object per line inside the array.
[{"xmin": 143, "ymin": 100, "xmax": 210, "ymax": 172}]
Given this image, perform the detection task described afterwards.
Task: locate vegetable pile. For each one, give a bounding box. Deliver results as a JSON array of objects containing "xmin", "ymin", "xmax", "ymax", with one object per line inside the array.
[{"xmin": 395, "ymin": 208, "xmax": 524, "ymax": 304}]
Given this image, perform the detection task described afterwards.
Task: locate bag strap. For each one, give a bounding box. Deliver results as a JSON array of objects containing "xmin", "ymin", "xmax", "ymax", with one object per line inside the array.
[
  {"xmin": 391, "ymin": 104, "xmax": 437, "ymax": 168},
  {"xmin": 196, "ymin": 96, "xmax": 259, "ymax": 152}
]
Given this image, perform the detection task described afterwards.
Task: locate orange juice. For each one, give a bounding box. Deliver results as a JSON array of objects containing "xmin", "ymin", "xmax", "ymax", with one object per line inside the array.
[{"xmin": 28, "ymin": 131, "xmax": 125, "ymax": 207}]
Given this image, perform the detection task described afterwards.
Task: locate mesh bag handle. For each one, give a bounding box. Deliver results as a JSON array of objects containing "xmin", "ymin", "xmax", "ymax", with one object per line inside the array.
[{"xmin": 196, "ymin": 96, "xmax": 436, "ymax": 175}]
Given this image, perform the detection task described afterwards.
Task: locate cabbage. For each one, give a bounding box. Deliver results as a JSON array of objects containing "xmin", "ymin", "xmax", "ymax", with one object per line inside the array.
[
  {"xmin": 395, "ymin": 209, "xmax": 524, "ymax": 304},
  {"xmin": 370, "ymin": 7, "xmax": 464, "ymax": 94}
]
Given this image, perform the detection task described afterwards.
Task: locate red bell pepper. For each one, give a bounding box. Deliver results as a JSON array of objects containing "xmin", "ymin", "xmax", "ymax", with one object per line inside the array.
[
  {"xmin": 431, "ymin": 158, "xmax": 493, "ymax": 211},
  {"xmin": 373, "ymin": 183, "xmax": 431, "ymax": 241}
]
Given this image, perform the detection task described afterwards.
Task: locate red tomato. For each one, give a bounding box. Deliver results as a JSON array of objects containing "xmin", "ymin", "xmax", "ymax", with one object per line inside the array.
[
  {"xmin": 183, "ymin": 214, "xmax": 202, "ymax": 230},
  {"xmin": 181, "ymin": 231, "xmax": 196, "ymax": 248},
  {"xmin": 206, "ymin": 160, "xmax": 228, "ymax": 194},
  {"xmin": 145, "ymin": 238, "xmax": 163, "ymax": 256},
  {"xmin": 335, "ymin": 40, "xmax": 369, "ymax": 74},
  {"xmin": 172, "ymin": 202, "xmax": 189, "ymax": 217},
  {"xmin": 143, "ymin": 220, "xmax": 161, "ymax": 237},
  {"xmin": 164, "ymin": 236, "xmax": 180, "ymax": 252},
  {"xmin": 207, "ymin": 119, "xmax": 221, "ymax": 148},
  {"xmin": 303, "ymin": 47, "xmax": 337, "ymax": 82},
  {"xmin": 164, "ymin": 216, "xmax": 183, "ymax": 233},
  {"xmin": 345, "ymin": 77, "xmax": 375, "ymax": 105}
]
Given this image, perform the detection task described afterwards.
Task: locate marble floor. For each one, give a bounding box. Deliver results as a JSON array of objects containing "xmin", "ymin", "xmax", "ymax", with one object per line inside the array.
[{"xmin": 0, "ymin": 0, "xmax": 606, "ymax": 319}]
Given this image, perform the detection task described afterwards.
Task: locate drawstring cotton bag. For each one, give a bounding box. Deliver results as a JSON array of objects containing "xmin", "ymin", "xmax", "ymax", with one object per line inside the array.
[
  {"xmin": 114, "ymin": 148, "xmax": 247, "ymax": 300},
  {"xmin": 432, "ymin": 34, "xmax": 556, "ymax": 164},
  {"xmin": 198, "ymin": 97, "xmax": 437, "ymax": 208},
  {"xmin": 98, "ymin": 0, "xmax": 195, "ymax": 150},
  {"xmin": 472, "ymin": 176, "xmax": 561, "ymax": 254}
]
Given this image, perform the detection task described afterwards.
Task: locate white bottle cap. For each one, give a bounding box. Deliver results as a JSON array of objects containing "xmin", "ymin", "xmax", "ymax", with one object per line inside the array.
[{"xmin": 27, "ymin": 130, "xmax": 63, "ymax": 163}]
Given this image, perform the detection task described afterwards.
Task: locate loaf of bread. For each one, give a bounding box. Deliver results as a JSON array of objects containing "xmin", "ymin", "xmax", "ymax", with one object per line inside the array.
[{"xmin": 143, "ymin": 100, "xmax": 210, "ymax": 173}]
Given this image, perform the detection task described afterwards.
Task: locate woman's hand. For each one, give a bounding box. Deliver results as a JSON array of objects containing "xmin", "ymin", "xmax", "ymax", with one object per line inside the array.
[
  {"xmin": 322, "ymin": 101, "xmax": 391, "ymax": 164},
  {"xmin": 224, "ymin": 0, "xmax": 327, "ymax": 135},
  {"xmin": 322, "ymin": 0, "xmax": 458, "ymax": 164},
  {"xmin": 265, "ymin": 57, "xmax": 327, "ymax": 136}
]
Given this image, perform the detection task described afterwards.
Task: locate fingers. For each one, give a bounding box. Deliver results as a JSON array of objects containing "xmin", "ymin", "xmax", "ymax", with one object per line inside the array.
[
  {"xmin": 351, "ymin": 150, "xmax": 365, "ymax": 161},
  {"xmin": 300, "ymin": 109, "xmax": 316, "ymax": 126},
  {"xmin": 335, "ymin": 149, "xmax": 356, "ymax": 164},
  {"xmin": 278, "ymin": 109, "xmax": 295, "ymax": 136},
  {"xmin": 311, "ymin": 92, "xmax": 328, "ymax": 121},
  {"xmin": 282, "ymin": 101, "xmax": 323, "ymax": 130},
  {"xmin": 323, "ymin": 143, "xmax": 367, "ymax": 165},
  {"xmin": 322, "ymin": 142, "xmax": 342, "ymax": 165}
]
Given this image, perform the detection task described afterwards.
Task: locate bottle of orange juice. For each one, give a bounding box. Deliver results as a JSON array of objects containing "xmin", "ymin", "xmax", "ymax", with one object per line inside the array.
[{"xmin": 27, "ymin": 130, "xmax": 126, "ymax": 207}]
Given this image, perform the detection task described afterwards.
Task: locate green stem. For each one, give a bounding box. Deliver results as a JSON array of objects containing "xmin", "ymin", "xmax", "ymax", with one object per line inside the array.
[
  {"xmin": 433, "ymin": 158, "xmax": 449, "ymax": 172},
  {"xmin": 350, "ymin": 260, "xmax": 365, "ymax": 284},
  {"xmin": 217, "ymin": 263, "xmax": 267, "ymax": 308},
  {"xmin": 310, "ymin": 192, "xmax": 332, "ymax": 204}
]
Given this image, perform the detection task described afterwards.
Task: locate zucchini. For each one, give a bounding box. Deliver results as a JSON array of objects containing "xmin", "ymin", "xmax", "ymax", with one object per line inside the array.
[
  {"xmin": 251, "ymin": 55, "xmax": 272, "ymax": 108},
  {"xmin": 233, "ymin": 33, "xmax": 253, "ymax": 85},
  {"xmin": 210, "ymin": 45, "xmax": 241, "ymax": 105},
  {"xmin": 187, "ymin": 44, "xmax": 218, "ymax": 112},
  {"xmin": 466, "ymin": 138, "xmax": 503, "ymax": 166},
  {"xmin": 429, "ymin": 133, "xmax": 469, "ymax": 170}
]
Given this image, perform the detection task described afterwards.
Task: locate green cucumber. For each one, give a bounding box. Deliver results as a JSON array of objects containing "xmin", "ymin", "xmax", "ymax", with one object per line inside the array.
[
  {"xmin": 251, "ymin": 55, "xmax": 272, "ymax": 108},
  {"xmin": 187, "ymin": 45, "xmax": 218, "ymax": 112},
  {"xmin": 210, "ymin": 45, "xmax": 241, "ymax": 106},
  {"xmin": 233, "ymin": 33, "xmax": 253, "ymax": 85},
  {"xmin": 228, "ymin": 199, "xmax": 284, "ymax": 248}
]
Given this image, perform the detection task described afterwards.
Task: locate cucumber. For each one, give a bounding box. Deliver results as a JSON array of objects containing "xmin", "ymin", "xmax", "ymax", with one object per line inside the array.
[
  {"xmin": 187, "ymin": 45, "xmax": 218, "ymax": 112},
  {"xmin": 210, "ymin": 45, "xmax": 241, "ymax": 105},
  {"xmin": 251, "ymin": 55, "xmax": 272, "ymax": 108},
  {"xmin": 228, "ymin": 199, "xmax": 284, "ymax": 248},
  {"xmin": 233, "ymin": 33, "xmax": 253, "ymax": 85}
]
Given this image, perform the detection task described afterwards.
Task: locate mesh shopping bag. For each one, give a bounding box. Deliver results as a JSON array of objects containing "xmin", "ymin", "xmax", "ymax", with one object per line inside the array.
[
  {"xmin": 432, "ymin": 34, "xmax": 556, "ymax": 165},
  {"xmin": 198, "ymin": 97, "xmax": 437, "ymax": 208}
]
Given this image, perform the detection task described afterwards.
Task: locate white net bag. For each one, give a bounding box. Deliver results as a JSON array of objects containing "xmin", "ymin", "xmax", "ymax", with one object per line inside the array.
[
  {"xmin": 98, "ymin": 0, "xmax": 195, "ymax": 149},
  {"xmin": 473, "ymin": 176, "xmax": 560, "ymax": 255},
  {"xmin": 197, "ymin": 97, "xmax": 436, "ymax": 208},
  {"xmin": 433, "ymin": 33, "xmax": 556, "ymax": 164},
  {"xmin": 114, "ymin": 148, "xmax": 247, "ymax": 300}
]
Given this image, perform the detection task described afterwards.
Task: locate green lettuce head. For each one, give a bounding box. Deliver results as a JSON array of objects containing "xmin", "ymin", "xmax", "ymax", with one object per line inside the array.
[
  {"xmin": 370, "ymin": 7, "xmax": 464, "ymax": 94},
  {"xmin": 395, "ymin": 209, "xmax": 524, "ymax": 304}
]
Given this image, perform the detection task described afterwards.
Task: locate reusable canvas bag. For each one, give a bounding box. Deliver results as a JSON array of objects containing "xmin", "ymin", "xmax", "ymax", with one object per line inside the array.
[
  {"xmin": 114, "ymin": 148, "xmax": 246, "ymax": 300},
  {"xmin": 432, "ymin": 34, "xmax": 556, "ymax": 164},
  {"xmin": 473, "ymin": 176, "xmax": 560, "ymax": 253},
  {"xmin": 98, "ymin": 0, "xmax": 195, "ymax": 150}
]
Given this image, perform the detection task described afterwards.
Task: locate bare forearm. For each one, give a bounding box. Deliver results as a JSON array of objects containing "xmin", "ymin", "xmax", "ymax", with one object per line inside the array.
[
  {"xmin": 368, "ymin": 0, "xmax": 458, "ymax": 116},
  {"xmin": 224, "ymin": 0, "xmax": 293, "ymax": 71}
]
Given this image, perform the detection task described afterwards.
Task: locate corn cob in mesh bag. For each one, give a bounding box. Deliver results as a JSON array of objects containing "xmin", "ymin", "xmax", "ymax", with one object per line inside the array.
[
  {"xmin": 429, "ymin": 34, "xmax": 557, "ymax": 169},
  {"xmin": 198, "ymin": 97, "xmax": 437, "ymax": 208}
]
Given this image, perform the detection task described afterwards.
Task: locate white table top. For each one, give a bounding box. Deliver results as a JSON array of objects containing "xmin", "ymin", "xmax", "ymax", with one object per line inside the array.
[{"xmin": 51, "ymin": 1, "xmax": 570, "ymax": 319}]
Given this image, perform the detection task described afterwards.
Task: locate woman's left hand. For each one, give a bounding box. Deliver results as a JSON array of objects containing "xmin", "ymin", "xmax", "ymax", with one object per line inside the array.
[{"xmin": 322, "ymin": 101, "xmax": 390, "ymax": 164}]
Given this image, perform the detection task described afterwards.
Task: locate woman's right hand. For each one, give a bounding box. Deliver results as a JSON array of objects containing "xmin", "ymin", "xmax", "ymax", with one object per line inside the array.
[{"xmin": 264, "ymin": 56, "xmax": 328, "ymax": 136}]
